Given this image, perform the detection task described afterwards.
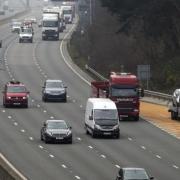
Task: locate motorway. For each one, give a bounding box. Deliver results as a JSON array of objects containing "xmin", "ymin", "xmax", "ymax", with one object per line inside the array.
[{"xmin": 0, "ymin": 0, "xmax": 180, "ymax": 180}]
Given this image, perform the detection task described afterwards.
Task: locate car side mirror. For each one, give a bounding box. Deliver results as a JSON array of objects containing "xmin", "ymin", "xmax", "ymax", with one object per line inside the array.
[
  {"xmin": 150, "ymin": 177, "xmax": 154, "ymax": 180},
  {"xmin": 89, "ymin": 115, "xmax": 93, "ymax": 120},
  {"xmin": 43, "ymin": 122, "xmax": 46, "ymax": 127},
  {"xmin": 69, "ymin": 126, "xmax": 72, "ymax": 129}
]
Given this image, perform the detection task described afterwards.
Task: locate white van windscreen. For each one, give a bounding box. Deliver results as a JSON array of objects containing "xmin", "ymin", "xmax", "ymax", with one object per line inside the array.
[{"xmin": 94, "ymin": 109, "xmax": 118, "ymax": 120}]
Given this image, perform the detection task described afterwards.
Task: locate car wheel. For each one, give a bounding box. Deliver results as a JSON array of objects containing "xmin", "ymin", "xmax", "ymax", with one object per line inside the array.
[
  {"xmin": 42, "ymin": 96, "xmax": 47, "ymax": 102},
  {"xmin": 68, "ymin": 137, "xmax": 72, "ymax": 144},
  {"xmin": 115, "ymin": 133, "xmax": 120, "ymax": 139},
  {"xmin": 44, "ymin": 137, "xmax": 49, "ymax": 144},
  {"xmin": 91, "ymin": 130, "xmax": 96, "ymax": 138},
  {"xmin": 40, "ymin": 133, "xmax": 43, "ymax": 141},
  {"xmin": 85, "ymin": 126, "xmax": 89, "ymax": 135}
]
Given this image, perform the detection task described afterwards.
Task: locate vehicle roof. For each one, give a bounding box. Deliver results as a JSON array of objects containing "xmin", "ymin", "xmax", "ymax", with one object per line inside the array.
[
  {"xmin": 6, "ymin": 81, "xmax": 25, "ymax": 86},
  {"xmin": 110, "ymin": 72, "xmax": 138, "ymax": 85},
  {"xmin": 46, "ymin": 79, "xmax": 63, "ymax": 83},
  {"xmin": 46, "ymin": 120, "xmax": 66, "ymax": 123},
  {"xmin": 122, "ymin": 167, "xmax": 146, "ymax": 171},
  {"xmin": 87, "ymin": 98, "xmax": 117, "ymax": 109}
]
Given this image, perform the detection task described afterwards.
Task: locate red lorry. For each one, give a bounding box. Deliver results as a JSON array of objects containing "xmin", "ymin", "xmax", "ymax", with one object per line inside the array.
[{"xmin": 91, "ymin": 72, "xmax": 144, "ymax": 121}]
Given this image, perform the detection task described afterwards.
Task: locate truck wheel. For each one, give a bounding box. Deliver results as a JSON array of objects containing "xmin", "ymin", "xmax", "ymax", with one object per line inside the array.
[{"xmin": 171, "ymin": 111, "xmax": 178, "ymax": 120}]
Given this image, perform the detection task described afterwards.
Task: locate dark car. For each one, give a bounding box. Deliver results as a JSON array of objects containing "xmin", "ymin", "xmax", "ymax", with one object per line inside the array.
[
  {"xmin": 116, "ymin": 167, "xmax": 154, "ymax": 180},
  {"xmin": 42, "ymin": 79, "xmax": 67, "ymax": 102},
  {"xmin": 2, "ymin": 81, "xmax": 29, "ymax": 108},
  {"xmin": 40, "ymin": 120, "xmax": 72, "ymax": 144}
]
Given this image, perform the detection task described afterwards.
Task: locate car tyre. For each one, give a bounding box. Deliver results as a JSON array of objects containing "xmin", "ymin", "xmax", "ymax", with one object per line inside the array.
[
  {"xmin": 91, "ymin": 130, "xmax": 96, "ymax": 138},
  {"xmin": 40, "ymin": 133, "xmax": 43, "ymax": 141},
  {"xmin": 44, "ymin": 136, "xmax": 49, "ymax": 144}
]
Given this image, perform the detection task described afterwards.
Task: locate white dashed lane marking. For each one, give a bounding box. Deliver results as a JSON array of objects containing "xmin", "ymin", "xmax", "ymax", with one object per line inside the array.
[
  {"xmin": 62, "ymin": 164, "xmax": 67, "ymax": 169},
  {"xmin": 75, "ymin": 175, "xmax": 81, "ymax": 179},
  {"xmin": 173, "ymin": 165, "xmax": 179, "ymax": 169},
  {"xmin": 88, "ymin": 146, "xmax": 93, "ymax": 149},
  {"xmin": 156, "ymin": 155, "xmax": 162, "ymax": 159},
  {"xmin": 115, "ymin": 165, "xmax": 120, "ymax": 168}
]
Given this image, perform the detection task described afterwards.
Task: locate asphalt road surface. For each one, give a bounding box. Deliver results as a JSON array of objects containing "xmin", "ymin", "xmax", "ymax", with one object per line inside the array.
[{"xmin": 0, "ymin": 0, "xmax": 180, "ymax": 180}]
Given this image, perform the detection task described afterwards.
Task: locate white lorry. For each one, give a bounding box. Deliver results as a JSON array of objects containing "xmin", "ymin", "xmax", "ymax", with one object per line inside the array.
[
  {"xmin": 85, "ymin": 98, "xmax": 120, "ymax": 138},
  {"xmin": 61, "ymin": 5, "xmax": 73, "ymax": 24},
  {"xmin": 42, "ymin": 12, "xmax": 59, "ymax": 40}
]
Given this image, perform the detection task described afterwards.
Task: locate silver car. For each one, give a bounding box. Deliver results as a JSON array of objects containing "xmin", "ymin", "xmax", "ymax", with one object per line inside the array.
[
  {"xmin": 116, "ymin": 167, "xmax": 154, "ymax": 180},
  {"xmin": 42, "ymin": 79, "xmax": 67, "ymax": 102},
  {"xmin": 41, "ymin": 120, "xmax": 72, "ymax": 144}
]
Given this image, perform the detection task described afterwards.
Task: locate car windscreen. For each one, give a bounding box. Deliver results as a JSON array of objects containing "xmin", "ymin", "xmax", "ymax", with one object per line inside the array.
[
  {"xmin": 21, "ymin": 28, "xmax": 32, "ymax": 34},
  {"xmin": 63, "ymin": 10, "xmax": 72, "ymax": 14},
  {"xmin": 94, "ymin": 109, "xmax": 118, "ymax": 120},
  {"xmin": 46, "ymin": 81, "xmax": 64, "ymax": 88},
  {"xmin": 7, "ymin": 86, "xmax": 26, "ymax": 93},
  {"xmin": 47, "ymin": 121, "xmax": 68, "ymax": 129},
  {"xmin": 124, "ymin": 169, "xmax": 149, "ymax": 180}
]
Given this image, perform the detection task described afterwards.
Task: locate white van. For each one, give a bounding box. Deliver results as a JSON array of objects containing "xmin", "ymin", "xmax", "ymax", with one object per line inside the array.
[{"xmin": 85, "ymin": 98, "xmax": 120, "ymax": 138}]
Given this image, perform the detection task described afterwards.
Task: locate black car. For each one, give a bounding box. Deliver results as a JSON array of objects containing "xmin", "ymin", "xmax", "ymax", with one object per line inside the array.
[
  {"xmin": 116, "ymin": 167, "xmax": 154, "ymax": 180},
  {"xmin": 42, "ymin": 79, "xmax": 67, "ymax": 102},
  {"xmin": 40, "ymin": 120, "xmax": 72, "ymax": 144}
]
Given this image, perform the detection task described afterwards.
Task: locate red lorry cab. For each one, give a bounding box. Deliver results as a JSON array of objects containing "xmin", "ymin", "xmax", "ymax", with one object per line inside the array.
[{"xmin": 91, "ymin": 72, "xmax": 144, "ymax": 121}]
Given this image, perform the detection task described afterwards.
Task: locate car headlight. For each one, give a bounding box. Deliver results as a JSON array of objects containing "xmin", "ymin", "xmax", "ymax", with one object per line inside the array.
[
  {"xmin": 46, "ymin": 130, "xmax": 52, "ymax": 136},
  {"xmin": 113, "ymin": 124, "xmax": 119, "ymax": 130},
  {"xmin": 7, "ymin": 96, "xmax": 11, "ymax": 99},
  {"xmin": 22, "ymin": 96, "xmax": 27, "ymax": 99},
  {"xmin": 94, "ymin": 124, "xmax": 101, "ymax": 130},
  {"xmin": 60, "ymin": 90, "xmax": 65, "ymax": 94},
  {"xmin": 45, "ymin": 90, "xmax": 51, "ymax": 94}
]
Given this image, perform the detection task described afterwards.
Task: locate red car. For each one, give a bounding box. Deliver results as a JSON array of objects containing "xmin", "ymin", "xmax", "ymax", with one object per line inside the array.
[{"xmin": 2, "ymin": 81, "xmax": 29, "ymax": 108}]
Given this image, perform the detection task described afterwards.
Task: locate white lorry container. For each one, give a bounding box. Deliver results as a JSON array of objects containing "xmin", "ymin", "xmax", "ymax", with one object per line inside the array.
[
  {"xmin": 42, "ymin": 12, "xmax": 59, "ymax": 40},
  {"xmin": 60, "ymin": 5, "xmax": 73, "ymax": 24},
  {"xmin": 85, "ymin": 98, "xmax": 120, "ymax": 138}
]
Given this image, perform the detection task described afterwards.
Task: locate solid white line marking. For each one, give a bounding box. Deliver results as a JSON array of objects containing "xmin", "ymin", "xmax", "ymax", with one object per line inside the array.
[
  {"xmin": 0, "ymin": 153, "xmax": 27, "ymax": 180},
  {"xmin": 75, "ymin": 176, "xmax": 81, "ymax": 179},
  {"xmin": 115, "ymin": 165, "xmax": 121, "ymax": 168},
  {"xmin": 62, "ymin": 164, "xmax": 67, "ymax": 168}
]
